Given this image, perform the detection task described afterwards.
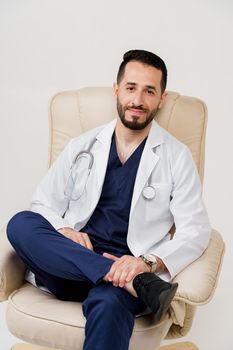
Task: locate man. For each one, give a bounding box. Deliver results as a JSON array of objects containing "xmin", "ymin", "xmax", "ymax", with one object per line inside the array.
[{"xmin": 7, "ymin": 50, "xmax": 211, "ymax": 350}]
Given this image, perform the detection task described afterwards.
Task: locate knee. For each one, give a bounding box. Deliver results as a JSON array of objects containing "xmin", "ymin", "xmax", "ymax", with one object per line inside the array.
[{"xmin": 7, "ymin": 210, "xmax": 35, "ymax": 245}]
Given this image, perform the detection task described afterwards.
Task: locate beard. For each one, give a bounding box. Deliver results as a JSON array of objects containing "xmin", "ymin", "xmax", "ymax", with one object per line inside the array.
[{"xmin": 117, "ymin": 99, "xmax": 158, "ymax": 131}]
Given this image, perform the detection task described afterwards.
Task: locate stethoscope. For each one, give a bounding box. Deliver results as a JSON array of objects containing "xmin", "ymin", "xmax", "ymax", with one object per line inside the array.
[
  {"xmin": 64, "ymin": 139, "xmax": 156, "ymax": 201},
  {"xmin": 142, "ymin": 173, "xmax": 156, "ymax": 200},
  {"xmin": 64, "ymin": 140, "xmax": 95, "ymax": 201}
]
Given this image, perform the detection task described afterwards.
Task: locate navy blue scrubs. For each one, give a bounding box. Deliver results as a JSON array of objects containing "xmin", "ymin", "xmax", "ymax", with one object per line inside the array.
[
  {"xmin": 7, "ymin": 133, "xmax": 147, "ymax": 350},
  {"xmin": 82, "ymin": 133, "xmax": 147, "ymax": 257}
]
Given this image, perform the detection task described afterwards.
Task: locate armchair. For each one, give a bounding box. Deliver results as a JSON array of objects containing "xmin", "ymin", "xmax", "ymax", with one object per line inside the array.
[{"xmin": 0, "ymin": 88, "xmax": 225, "ymax": 350}]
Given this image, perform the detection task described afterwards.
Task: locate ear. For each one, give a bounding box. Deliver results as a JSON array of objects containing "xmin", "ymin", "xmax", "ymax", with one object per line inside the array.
[
  {"xmin": 158, "ymin": 92, "xmax": 167, "ymax": 109},
  {"xmin": 113, "ymin": 82, "xmax": 119, "ymax": 96}
]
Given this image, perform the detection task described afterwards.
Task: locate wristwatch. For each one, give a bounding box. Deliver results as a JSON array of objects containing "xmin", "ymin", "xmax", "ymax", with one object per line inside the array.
[{"xmin": 140, "ymin": 254, "xmax": 158, "ymax": 273}]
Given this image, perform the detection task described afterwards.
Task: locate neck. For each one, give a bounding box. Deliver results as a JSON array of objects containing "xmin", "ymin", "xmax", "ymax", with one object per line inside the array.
[
  {"xmin": 114, "ymin": 118, "xmax": 152, "ymax": 164},
  {"xmin": 115, "ymin": 118, "xmax": 152, "ymax": 146}
]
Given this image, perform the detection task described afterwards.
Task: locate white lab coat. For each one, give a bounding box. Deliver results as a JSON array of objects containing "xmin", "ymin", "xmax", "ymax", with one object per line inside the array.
[{"xmin": 31, "ymin": 119, "xmax": 211, "ymax": 281}]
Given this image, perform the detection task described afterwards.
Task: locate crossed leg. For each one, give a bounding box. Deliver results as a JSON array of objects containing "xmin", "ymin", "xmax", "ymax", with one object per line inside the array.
[{"xmin": 7, "ymin": 211, "xmax": 145, "ymax": 350}]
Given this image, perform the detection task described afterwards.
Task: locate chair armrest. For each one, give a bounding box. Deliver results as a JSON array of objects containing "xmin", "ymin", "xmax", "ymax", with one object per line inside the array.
[
  {"xmin": 173, "ymin": 229, "xmax": 225, "ymax": 305},
  {"xmin": 0, "ymin": 225, "xmax": 26, "ymax": 301}
]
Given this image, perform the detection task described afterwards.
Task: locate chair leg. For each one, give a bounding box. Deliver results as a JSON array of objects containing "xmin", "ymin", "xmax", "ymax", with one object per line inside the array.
[
  {"xmin": 159, "ymin": 342, "xmax": 198, "ymax": 350},
  {"xmin": 11, "ymin": 344, "xmax": 55, "ymax": 350}
]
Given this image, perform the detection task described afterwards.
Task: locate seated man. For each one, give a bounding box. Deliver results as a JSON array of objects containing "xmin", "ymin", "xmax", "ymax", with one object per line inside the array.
[{"xmin": 7, "ymin": 49, "xmax": 211, "ymax": 350}]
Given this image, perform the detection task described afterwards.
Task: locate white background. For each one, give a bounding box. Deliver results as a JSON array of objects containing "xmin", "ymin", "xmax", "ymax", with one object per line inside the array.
[{"xmin": 0, "ymin": 0, "xmax": 232, "ymax": 349}]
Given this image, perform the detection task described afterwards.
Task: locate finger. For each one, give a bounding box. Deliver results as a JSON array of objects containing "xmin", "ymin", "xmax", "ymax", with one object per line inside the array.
[
  {"xmin": 107, "ymin": 260, "xmax": 123, "ymax": 282},
  {"xmin": 106, "ymin": 262, "xmax": 117, "ymax": 282},
  {"xmin": 81, "ymin": 233, "xmax": 93, "ymax": 250},
  {"xmin": 72, "ymin": 236, "xmax": 81, "ymax": 244},
  {"xmin": 125, "ymin": 269, "xmax": 138, "ymax": 283},
  {"xmin": 107, "ymin": 258, "xmax": 130, "ymax": 281},
  {"xmin": 76, "ymin": 235, "xmax": 87, "ymax": 247},
  {"xmin": 66, "ymin": 232, "xmax": 79, "ymax": 244},
  {"xmin": 112, "ymin": 268, "xmax": 123, "ymax": 287},
  {"xmin": 111, "ymin": 260, "xmax": 131, "ymax": 286},
  {"xmin": 118, "ymin": 270, "xmax": 129, "ymax": 288},
  {"xmin": 103, "ymin": 252, "xmax": 119, "ymax": 261}
]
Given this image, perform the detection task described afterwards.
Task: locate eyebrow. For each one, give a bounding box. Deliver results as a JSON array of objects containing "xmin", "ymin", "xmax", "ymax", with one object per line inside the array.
[{"xmin": 125, "ymin": 82, "xmax": 157, "ymax": 92}]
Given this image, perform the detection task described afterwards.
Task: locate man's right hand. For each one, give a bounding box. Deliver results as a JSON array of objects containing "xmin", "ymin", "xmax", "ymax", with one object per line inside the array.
[{"xmin": 58, "ymin": 227, "xmax": 93, "ymax": 251}]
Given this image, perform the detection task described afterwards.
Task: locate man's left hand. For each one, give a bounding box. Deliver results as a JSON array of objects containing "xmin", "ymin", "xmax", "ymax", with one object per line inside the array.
[{"xmin": 103, "ymin": 253, "xmax": 150, "ymax": 288}]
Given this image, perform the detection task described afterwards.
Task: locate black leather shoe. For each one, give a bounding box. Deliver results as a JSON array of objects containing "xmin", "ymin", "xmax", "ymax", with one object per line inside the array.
[{"xmin": 133, "ymin": 272, "xmax": 178, "ymax": 322}]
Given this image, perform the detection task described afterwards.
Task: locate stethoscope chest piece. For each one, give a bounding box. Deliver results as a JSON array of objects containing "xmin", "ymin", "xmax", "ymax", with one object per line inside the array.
[{"xmin": 142, "ymin": 185, "xmax": 156, "ymax": 200}]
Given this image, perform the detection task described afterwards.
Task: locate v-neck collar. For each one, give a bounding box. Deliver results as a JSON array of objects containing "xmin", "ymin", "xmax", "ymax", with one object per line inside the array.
[{"xmin": 112, "ymin": 133, "xmax": 147, "ymax": 167}]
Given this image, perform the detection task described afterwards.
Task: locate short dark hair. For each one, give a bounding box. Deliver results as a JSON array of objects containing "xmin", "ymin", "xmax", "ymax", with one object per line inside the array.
[{"xmin": 117, "ymin": 49, "xmax": 167, "ymax": 93}]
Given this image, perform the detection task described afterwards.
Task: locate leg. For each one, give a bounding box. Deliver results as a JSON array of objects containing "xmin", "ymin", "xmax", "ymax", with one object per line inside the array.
[
  {"xmin": 33, "ymin": 270, "xmax": 93, "ymax": 301},
  {"xmin": 6, "ymin": 211, "xmax": 113, "ymax": 290},
  {"xmin": 82, "ymin": 283, "xmax": 145, "ymax": 350},
  {"xmin": 7, "ymin": 211, "xmax": 177, "ymax": 319}
]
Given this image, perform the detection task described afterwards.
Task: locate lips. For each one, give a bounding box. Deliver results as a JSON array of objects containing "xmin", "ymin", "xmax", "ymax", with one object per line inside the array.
[{"xmin": 127, "ymin": 107, "xmax": 147, "ymax": 115}]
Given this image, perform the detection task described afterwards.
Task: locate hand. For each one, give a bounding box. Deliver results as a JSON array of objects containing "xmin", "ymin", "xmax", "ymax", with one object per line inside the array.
[
  {"xmin": 58, "ymin": 227, "xmax": 93, "ymax": 250},
  {"xmin": 103, "ymin": 253, "xmax": 150, "ymax": 288}
]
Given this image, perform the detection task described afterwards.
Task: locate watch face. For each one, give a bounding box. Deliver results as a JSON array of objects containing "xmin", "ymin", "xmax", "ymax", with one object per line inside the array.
[{"xmin": 144, "ymin": 254, "xmax": 157, "ymax": 264}]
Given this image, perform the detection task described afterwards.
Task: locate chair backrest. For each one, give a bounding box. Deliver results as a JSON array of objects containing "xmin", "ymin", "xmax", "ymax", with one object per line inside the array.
[{"xmin": 48, "ymin": 87, "xmax": 207, "ymax": 181}]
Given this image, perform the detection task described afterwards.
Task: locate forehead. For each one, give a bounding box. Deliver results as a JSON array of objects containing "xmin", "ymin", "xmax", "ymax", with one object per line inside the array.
[{"xmin": 121, "ymin": 61, "xmax": 162, "ymax": 88}]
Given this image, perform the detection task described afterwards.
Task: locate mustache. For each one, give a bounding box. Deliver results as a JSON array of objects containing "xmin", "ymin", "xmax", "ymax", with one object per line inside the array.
[{"xmin": 127, "ymin": 104, "xmax": 147, "ymax": 112}]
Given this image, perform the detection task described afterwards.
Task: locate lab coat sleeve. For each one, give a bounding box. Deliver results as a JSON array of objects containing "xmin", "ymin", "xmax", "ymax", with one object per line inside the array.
[
  {"xmin": 154, "ymin": 146, "xmax": 211, "ymax": 280},
  {"xmin": 30, "ymin": 140, "xmax": 74, "ymax": 230}
]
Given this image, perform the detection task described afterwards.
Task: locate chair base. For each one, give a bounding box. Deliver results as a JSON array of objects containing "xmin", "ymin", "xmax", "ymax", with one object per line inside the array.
[
  {"xmin": 159, "ymin": 342, "xmax": 198, "ymax": 350},
  {"xmin": 11, "ymin": 341, "xmax": 198, "ymax": 350},
  {"xmin": 11, "ymin": 345, "xmax": 55, "ymax": 350}
]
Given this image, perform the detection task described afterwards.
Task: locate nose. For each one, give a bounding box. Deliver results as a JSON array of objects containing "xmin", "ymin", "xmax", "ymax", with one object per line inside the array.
[{"xmin": 131, "ymin": 90, "xmax": 144, "ymax": 107}]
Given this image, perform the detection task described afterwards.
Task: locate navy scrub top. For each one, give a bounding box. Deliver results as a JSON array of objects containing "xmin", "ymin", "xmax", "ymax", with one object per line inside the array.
[{"xmin": 81, "ymin": 133, "xmax": 147, "ymax": 257}]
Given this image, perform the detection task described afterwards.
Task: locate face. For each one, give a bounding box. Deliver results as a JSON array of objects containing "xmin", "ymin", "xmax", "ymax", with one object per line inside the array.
[{"xmin": 114, "ymin": 61, "xmax": 167, "ymax": 130}]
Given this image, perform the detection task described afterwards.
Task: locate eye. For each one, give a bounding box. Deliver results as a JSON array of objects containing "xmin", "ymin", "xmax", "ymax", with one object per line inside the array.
[
  {"xmin": 146, "ymin": 89, "xmax": 155, "ymax": 95},
  {"xmin": 126, "ymin": 86, "xmax": 135, "ymax": 92}
]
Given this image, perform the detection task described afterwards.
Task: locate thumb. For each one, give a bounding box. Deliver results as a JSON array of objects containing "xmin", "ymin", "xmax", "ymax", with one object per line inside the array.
[{"xmin": 103, "ymin": 252, "xmax": 119, "ymax": 261}]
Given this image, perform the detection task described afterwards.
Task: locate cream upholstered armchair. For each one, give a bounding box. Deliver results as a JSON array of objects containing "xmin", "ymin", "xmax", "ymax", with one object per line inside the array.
[{"xmin": 0, "ymin": 88, "xmax": 224, "ymax": 350}]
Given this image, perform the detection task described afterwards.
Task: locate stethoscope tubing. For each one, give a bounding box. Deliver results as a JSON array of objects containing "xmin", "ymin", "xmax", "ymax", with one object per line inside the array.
[{"xmin": 65, "ymin": 138, "xmax": 156, "ymax": 201}]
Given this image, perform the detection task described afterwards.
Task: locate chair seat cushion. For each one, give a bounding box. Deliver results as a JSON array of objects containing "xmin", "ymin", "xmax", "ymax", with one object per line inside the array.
[{"xmin": 6, "ymin": 283, "xmax": 172, "ymax": 350}]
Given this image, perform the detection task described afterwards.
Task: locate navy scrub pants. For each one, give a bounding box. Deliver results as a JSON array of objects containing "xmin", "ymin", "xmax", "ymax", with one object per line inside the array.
[{"xmin": 7, "ymin": 211, "xmax": 145, "ymax": 350}]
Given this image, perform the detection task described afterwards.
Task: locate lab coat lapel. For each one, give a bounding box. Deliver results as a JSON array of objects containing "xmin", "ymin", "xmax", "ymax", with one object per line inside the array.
[
  {"xmin": 94, "ymin": 119, "xmax": 117, "ymax": 191},
  {"xmin": 129, "ymin": 121, "xmax": 164, "ymax": 216}
]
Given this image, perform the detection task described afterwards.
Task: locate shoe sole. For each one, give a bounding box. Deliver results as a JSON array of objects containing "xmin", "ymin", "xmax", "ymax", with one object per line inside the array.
[{"xmin": 154, "ymin": 283, "xmax": 178, "ymax": 322}]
